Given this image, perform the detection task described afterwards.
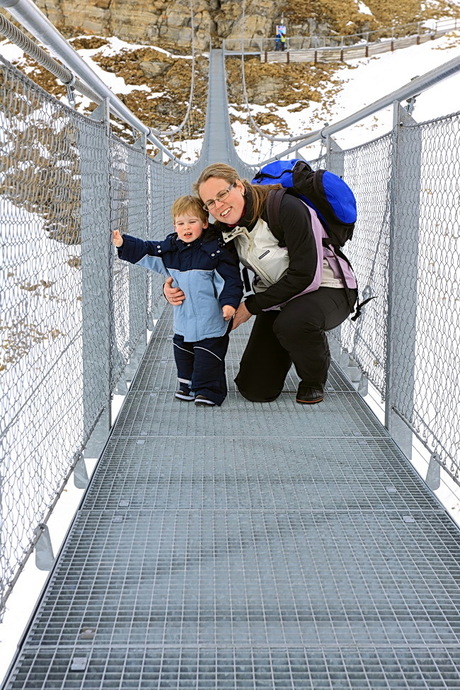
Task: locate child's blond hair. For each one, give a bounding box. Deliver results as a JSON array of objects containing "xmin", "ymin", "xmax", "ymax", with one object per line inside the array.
[{"xmin": 171, "ymin": 195, "xmax": 208, "ymax": 224}]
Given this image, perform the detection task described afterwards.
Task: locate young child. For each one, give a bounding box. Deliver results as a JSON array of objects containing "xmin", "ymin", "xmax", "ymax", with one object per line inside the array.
[{"xmin": 113, "ymin": 195, "xmax": 242, "ymax": 407}]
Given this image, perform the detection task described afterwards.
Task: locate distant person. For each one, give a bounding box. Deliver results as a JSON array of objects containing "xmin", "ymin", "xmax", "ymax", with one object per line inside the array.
[
  {"xmin": 113, "ymin": 195, "xmax": 243, "ymax": 407},
  {"xmin": 275, "ymin": 32, "xmax": 282, "ymax": 51},
  {"xmin": 164, "ymin": 164, "xmax": 358, "ymax": 405},
  {"xmin": 280, "ymin": 32, "xmax": 286, "ymax": 51}
]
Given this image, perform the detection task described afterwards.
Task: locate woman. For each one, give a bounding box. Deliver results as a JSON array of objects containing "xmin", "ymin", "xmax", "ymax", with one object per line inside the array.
[{"xmin": 164, "ymin": 162, "xmax": 357, "ymax": 404}]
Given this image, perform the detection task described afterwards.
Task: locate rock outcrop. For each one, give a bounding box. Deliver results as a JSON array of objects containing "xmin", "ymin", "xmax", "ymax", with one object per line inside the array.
[
  {"xmin": 32, "ymin": 0, "xmax": 458, "ymax": 52},
  {"xmin": 35, "ymin": 0, "xmax": 286, "ymax": 51}
]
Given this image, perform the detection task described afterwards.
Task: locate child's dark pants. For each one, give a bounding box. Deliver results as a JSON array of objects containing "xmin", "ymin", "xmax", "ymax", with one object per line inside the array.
[{"xmin": 173, "ymin": 331, "xmax": 230, "ymax": 406}]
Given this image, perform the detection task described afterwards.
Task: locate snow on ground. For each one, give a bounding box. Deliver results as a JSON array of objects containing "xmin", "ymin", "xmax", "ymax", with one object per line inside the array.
[
  {"xmin": 234, "ymin": 29, "xmax": 460, "ymax": 162},
  {"xmin": 1, "ymin": 28, "xmax": 459, "ymax": 160},
  {"xmin": 322, "ymin": 30, "xmax": 460, "ymax": 146}
]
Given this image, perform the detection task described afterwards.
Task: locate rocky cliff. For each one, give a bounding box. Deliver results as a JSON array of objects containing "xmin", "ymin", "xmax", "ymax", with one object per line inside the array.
[
  {"xmin": 36, "ymin": 0, "xmax": 280, "ymax": 51},
  {"xmin": 33, "ymin": 0, "xmax": 458, "ymax": 53},
  {"xmin": 32, "ymin": 0, "xmax": 417, "ymax": 51}
]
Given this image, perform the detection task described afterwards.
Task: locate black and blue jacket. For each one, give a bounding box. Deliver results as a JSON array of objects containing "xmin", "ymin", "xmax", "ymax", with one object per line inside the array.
[{"xmin": 117, "ymin": 229, "xmax": 243, "ymax": 342}]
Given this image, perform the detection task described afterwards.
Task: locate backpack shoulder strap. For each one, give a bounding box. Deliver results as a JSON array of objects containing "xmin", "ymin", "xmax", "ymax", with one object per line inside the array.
[
  {"xmin": 265, "ymin": 185, "xmax": 373, "ymax": 321},
  {"xmin": 265, "ymin": 188, "xmax": 287, "ymax": 240}
]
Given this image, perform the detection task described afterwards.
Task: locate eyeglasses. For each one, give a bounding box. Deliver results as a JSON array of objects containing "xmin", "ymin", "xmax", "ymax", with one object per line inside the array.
[{"xmin": 202, "ymin": 182, "xmax": 236, "ymax": 212}]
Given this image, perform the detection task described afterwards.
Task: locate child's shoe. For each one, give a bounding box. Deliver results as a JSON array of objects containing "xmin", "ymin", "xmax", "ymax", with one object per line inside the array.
[
  {"xmin": 175, "ymin": 387, "xmax": 195, "ymax": 401},
  {"xmin": 194, "ymin": 395, "xmax": 216, "ymax": 407}
]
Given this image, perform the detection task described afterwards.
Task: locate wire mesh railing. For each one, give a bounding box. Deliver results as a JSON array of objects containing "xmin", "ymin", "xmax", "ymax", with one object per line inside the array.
[
  {"xmin": 333, "ymin": 109, "xmax": 460, "ymax": 484},
  {"xmin": 0, "ymin": 55, "xmax": 198, "ymax": 615},
  {"xmin": 337, "ymin": 135, "xmax": 392, "ymax": 397}
]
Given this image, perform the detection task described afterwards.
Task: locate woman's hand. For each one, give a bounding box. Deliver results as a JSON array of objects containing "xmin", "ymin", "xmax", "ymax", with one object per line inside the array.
[
  {"xmin": 164, "ymin": 276, "xmax": 185, "ymax": 305},
  {"xmin": 231, "ymin": 302, "xmax": 252, "ymax": 330},
  {"xmin": 113, "ymin": 230, "xmax": 123, "ymax": 247},
  {"xmin": 222, "ymin": 305, "xmax": 236, "ymax": 321}
]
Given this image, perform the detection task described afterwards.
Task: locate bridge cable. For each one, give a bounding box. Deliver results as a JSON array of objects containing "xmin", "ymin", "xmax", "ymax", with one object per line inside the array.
[
  {"xmin": 238, "ymin": 19, "xmax": 315, "ymax": 146},
  {"xmin": 149, "ymin": 0, "xmax": 197, "ymax": 138}
]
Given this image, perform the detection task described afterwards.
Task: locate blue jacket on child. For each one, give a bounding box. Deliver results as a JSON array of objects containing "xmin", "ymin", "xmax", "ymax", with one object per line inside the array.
[{"xmin": 117, "ymin": 229, "xmax": 243, "ymax": 342}]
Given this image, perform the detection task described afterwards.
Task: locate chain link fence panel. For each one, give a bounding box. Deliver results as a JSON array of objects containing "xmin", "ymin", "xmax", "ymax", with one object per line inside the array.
[
  {"xmin": 339, "ymin": 134, "xmax": 392, "ymax": 395},
  {"xmin": 0, "ymin": 58, "xmax": 199, "ymax": 616},
  {"xmin": 1, "ymin": 59, "xmax": 103, "ymax": 608},
  {"xmin": 338, "ymin": 110, "xmax": 460, "ymax": 483},
  {"xmin": 401, "ymin": 113, "xmax": 460, "ymax": 476}
]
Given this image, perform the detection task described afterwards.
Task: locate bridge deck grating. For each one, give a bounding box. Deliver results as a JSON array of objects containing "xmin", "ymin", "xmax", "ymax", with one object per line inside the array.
[{"xmin": 3, "ymin": 308, "xmax": 460, "ymax": 689}]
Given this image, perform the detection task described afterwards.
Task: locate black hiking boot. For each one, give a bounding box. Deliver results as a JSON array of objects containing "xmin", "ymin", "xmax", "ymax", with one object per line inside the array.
[{"xmin": 296, "ymin": 383, "xmax": 324, "ymax": 405}]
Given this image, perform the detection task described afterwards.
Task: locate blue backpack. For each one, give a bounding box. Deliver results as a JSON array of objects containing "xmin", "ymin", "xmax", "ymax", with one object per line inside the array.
[
  {"xmin": 252, "ymin": 158, "xmax": 357, "ymax": 249},
  {"xmin": 252, "ymin": 159, "xmax": 373, "ymax": 320}
]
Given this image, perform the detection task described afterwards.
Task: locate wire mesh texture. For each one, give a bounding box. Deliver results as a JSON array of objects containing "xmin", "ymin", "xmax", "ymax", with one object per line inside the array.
[
  {"xmin": 3, "ymin": 311, "xmax": 460, "ymax": 689},
  {"xmin": 338, "ymin": 134, "xmax": 392, "ymax": 397},
  {"xmin": 0, "ymin": 57, "xmax": 197, "ymax": 613},
  {"xmin": 340, "ymin": 110, "xmax": 460, "ymax": 480}
]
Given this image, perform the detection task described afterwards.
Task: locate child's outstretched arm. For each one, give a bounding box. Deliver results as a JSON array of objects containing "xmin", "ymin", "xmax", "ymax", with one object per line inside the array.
[
  {"xmin": 113, "ymin": 230, "xmax": 123, "ymax": 247},
  {"xmin": 113, "ymin": 232, "xmax": 171, "ymax": 279}
]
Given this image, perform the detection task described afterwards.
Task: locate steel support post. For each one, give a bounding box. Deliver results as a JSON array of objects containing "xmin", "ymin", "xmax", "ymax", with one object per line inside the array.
[
  {"xmin": 385, "ymin": 103, "xmax": 421, "ymax": 459},
  {"xmin": 81, "ymin": 98, "xmax": 112, "ymax": 445}
]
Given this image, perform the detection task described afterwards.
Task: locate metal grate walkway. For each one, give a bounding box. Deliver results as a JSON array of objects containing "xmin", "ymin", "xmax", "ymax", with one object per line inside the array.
[{"xmin": 3, "ymin": 307, "xmax": 460, "ymax": 689}]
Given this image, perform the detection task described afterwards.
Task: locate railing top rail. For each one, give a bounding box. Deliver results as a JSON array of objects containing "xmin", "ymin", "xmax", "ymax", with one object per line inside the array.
[
  {"xmin": 0, "ymin": 13, "xmax": 103, "ymax": 103},
  {"xmin": 245, "ymin": 52, "xmax": 460, "ymax": 160}
]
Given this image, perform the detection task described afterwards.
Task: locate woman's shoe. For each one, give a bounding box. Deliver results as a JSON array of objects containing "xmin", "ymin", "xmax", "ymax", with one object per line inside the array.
[
  {"xmin": 175, "ymin": 388, "xmax": 195, "ymax": 401},
  {"xmin": 296, "ymin": 383, "xmax": 324, "ymax": 404}
]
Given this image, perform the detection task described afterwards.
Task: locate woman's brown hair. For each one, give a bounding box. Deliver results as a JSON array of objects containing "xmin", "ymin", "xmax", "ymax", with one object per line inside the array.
[{"xmin": 194, "ymin": 163, "xmax": 281, "ymax": 226}]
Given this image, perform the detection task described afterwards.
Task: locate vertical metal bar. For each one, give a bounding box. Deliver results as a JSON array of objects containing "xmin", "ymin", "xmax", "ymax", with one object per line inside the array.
[
  {"xmin": 81, "ymin": 98, "xmax": 112, "ymax": 439},
  {"xmin": 128, "ymin": 135, "xmax": 149, "ymax": 353},
  {"xmin": 325, "ymin": 135, "xmax": 344, "ymax": 177},
  {"xmin": 385, "ymin": 102, "xmax": 420, "ymax": 458}
]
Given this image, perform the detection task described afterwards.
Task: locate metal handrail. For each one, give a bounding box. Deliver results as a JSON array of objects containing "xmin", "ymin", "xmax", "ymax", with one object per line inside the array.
[
  {"xmin": 223, "ymin": 17, "xmax": 460, "ymax": 54},
  {"xmin": 0, "ymin": 13, "xmax": 102, "ymax": 104}
]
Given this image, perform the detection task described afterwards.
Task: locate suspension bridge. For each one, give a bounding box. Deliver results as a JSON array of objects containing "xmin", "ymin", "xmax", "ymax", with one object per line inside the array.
[{"xmin": 1, "ymin": 1, "xmax": 460, "ymax": 687}]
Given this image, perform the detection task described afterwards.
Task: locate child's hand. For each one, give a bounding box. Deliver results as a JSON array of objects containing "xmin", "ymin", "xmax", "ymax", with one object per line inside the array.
[
  {"xmin": 112, "ymin": 230, "xmax": 123, "ymax": 247},
  {"xmin": 222, "ymin": 305, "xmax": 236, "ymax": 321}
]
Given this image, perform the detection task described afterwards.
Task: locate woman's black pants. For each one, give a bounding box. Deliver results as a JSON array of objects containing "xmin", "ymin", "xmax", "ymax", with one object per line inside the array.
[{"xmin": 234, "ymin": 287, "xmax": 355, "ymax": 402}]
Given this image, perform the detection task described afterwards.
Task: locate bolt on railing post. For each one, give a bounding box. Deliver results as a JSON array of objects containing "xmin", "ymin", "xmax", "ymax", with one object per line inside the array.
[{"xmin": 34, "ymin": 524, "xmax": 54, "ymax": 571}]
